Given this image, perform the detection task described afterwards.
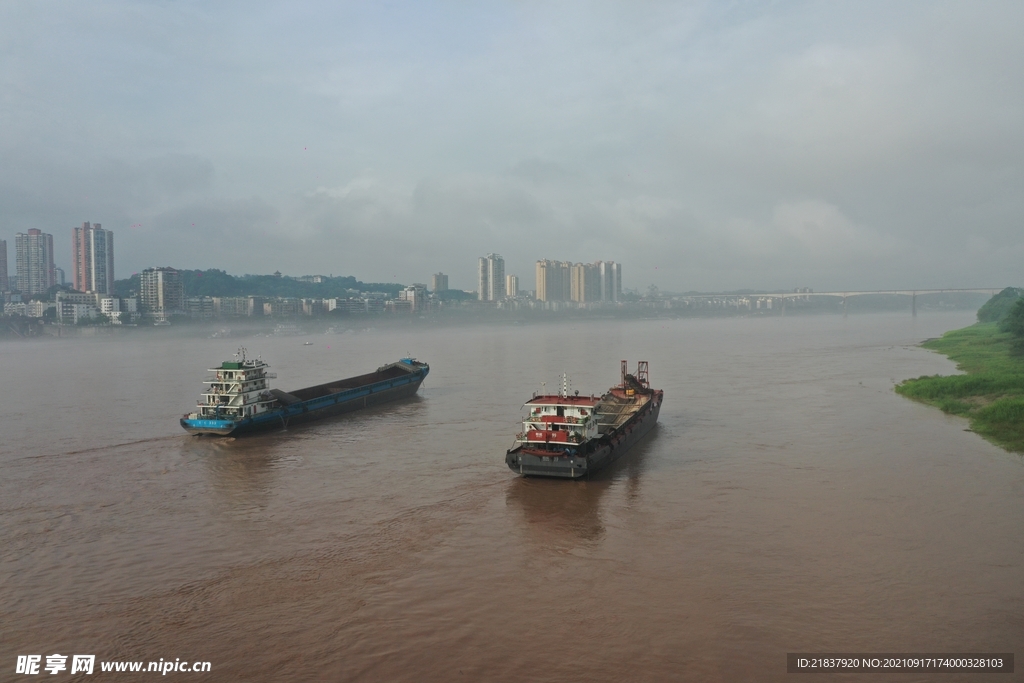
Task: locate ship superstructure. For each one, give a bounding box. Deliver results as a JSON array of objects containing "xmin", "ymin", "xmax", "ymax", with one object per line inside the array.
[
  {"xmin": 194, "ymin": 348, "xmax": 277, "ymax": 421},
  {"xmin": 506, "ymin": 361, "xmax": 663, "ymax": 478}
]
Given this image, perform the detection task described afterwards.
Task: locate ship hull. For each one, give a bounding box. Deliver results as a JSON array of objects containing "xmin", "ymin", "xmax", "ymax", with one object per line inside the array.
[
  {"xmin": 506, "ymin": 390, "xmax": 662, "ymax": 479},
  {"xmin": 181, "ymin": 361, "xmax": 428, "ymax": 437}
]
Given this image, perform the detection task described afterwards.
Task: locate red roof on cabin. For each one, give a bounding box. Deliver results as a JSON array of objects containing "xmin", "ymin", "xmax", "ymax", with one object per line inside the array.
[{"xmin": 525, "ymin": 395, "xmax": 600, "ymax": 407}]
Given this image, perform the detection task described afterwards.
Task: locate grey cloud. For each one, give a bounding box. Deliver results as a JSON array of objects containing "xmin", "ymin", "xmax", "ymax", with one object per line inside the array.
[
  {"xmin": 0, "ymin": 149, "xmax": 215, "ymax": 268},
  {"xmin": 1, "ymin": 1, "xmax": 1023, "ymax": 291},
  {"xmin": 123, "ymin": 197, "xmax": 283, "ymax": 274}
]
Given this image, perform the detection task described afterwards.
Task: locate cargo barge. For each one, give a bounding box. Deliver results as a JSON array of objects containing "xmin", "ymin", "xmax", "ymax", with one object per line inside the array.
[
  {"xmin": 181, "ymin": 348, "xmax": 428, "ymax": 436},
  {"xmin": 505, "ymin": 361, "xmax": 663, "ymax": 478}
]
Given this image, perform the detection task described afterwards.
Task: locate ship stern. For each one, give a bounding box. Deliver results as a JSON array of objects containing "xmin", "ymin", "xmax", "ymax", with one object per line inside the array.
[
  {"xmin": 506, "ymin": 449, "xmax": 589, "ymax": 479},
  {"xmin": 180, "ymin": 417, "xmax": 239, "ymax": 436}
]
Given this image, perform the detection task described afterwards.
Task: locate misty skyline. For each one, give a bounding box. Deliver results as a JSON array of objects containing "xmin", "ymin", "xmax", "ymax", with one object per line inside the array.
[{"xmin": 1, "ymin": 1, "xmax": 1022, "ymax": 292}]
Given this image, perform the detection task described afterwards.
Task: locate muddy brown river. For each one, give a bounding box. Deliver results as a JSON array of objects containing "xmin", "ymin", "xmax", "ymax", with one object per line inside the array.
[{"xmin": 1, "ymin": 311, "xmax": 1021, "ymax": 681}]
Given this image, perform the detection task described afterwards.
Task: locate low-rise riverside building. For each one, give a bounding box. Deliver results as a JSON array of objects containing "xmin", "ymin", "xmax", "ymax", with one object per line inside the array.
[
  {"xmin": 386, "ymin": 298, "xmax": 413, "ymax": 313},
  {"xmin": 58, "ymin": 302, "xmax": 99, "ymax": 324},
  {"xmin": 185, "ymin": 296, "xmax": 215, "ymax": 319},
  {"xmin": 327, "ymin": 298, "xmax": 371, "ymax": 315},
  {"xmin": 302, "ymin": 298, "xmax": 328, "ymax": 316},
  {"xmin": 399, "ymin": 285, "xmax": 427, "ymax": 312},
  {"xmin": 26, "ymin": 300, "xmax": 55, "ymax": 318},
  {"xmin": 211, "ymin": 296, "xmax": 264, "ymax": 317},
  {"xmin": 264, "ymin": 298, "xmax": 301, "ymax": 317},
  {"xmin": 50, "ymin": 291, "xmax": 139, "ymax": 324}
]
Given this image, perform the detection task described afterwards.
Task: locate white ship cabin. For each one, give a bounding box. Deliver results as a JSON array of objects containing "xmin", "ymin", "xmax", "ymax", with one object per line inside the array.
[
  {"xmin": 193, "ymin": 350, "xmax": 278, "ymax": 420},
  {"xmin": 520, "ymin": 395, "xmax": 601, "ymax": 448}
]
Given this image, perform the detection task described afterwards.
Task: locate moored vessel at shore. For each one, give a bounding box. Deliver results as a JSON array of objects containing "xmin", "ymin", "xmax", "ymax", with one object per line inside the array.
[
  {"xmin": 506, "ymin": 361, "xmax": 663, "ymax": 478},
  {"xmin": 181, "ymin": 348, "xmax": 428, "ymax": 436}
]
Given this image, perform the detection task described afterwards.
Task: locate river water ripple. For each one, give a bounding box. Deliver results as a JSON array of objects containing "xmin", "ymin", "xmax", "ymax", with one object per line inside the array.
[{"xmin": 1, "ymin": 312, "xmax": 1021, "ymax": 681}]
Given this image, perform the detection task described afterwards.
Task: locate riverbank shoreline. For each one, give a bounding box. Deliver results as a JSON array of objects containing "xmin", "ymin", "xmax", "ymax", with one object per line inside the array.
[{"xmin": 897, "ymin": 322, "xmax": 1024, "ymax": 453}]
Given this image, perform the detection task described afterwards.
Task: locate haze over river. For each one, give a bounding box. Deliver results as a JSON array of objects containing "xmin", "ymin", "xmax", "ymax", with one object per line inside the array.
[{"xmin": 2, "ymin": 311, "xmax": 1022, "ymax": 681}]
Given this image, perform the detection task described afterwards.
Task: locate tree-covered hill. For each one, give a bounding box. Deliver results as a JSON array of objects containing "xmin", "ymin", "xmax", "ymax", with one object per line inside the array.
[{"xmin": 977, "ymin": 287, "xmax": 1023, "ymax": 322}]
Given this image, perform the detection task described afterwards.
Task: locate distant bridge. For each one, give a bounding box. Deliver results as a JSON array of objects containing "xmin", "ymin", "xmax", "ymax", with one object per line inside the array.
[{"xmin": 673, "ymin": 288, "xmax": 1005, "ymax": 316}]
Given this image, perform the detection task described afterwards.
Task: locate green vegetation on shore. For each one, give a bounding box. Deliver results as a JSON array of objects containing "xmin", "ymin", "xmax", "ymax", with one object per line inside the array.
[
  {"xmin": 977, "ymin": 286, "xmax": 1024, "ymax": 323},
  {"xmin": 896, "ymin": 290, "xmax": 1024, "ymax": 453}
]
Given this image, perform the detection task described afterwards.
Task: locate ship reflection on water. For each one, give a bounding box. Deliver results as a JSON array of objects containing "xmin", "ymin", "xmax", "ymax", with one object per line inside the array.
[
  {"xmin": 505, "ymin": 478, "xmax": 609, "ymax": 544},
  {"xmin": 504, "ymin": 436, "xmax": 654, "ymax": 546}
]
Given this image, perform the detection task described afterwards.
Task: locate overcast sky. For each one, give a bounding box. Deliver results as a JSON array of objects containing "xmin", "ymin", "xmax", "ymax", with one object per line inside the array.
[{"xmin": 1, "ymin": 1, "xmax": 1021, "ymax": 292}]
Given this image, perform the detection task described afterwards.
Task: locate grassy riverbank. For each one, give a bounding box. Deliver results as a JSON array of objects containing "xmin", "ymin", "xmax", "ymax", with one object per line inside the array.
[{"xmin": 896, "ymin": 323, "xmax": 1024, "ymax": 453}]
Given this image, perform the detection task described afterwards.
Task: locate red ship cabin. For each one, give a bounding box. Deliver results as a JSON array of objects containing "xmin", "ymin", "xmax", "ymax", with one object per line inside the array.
[{"xmin": 519, "ymin": 393, "xmax": 601, "ymax": 454}]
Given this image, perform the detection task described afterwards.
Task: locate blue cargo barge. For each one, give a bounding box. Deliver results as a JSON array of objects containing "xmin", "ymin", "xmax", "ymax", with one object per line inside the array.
[{"xmin": 180, "ymin": 348, "xmax": 428, "ymax": 437}]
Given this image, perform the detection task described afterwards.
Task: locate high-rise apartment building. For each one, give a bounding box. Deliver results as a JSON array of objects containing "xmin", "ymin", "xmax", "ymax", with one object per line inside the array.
[
  {"xmin": 73, "ymin": 222, "xmax": 115, "ymax": 294},
  {"xmin": 538, "ymin": 259, "xmax": 621, "ymax": 303},
  {"xmin": 0, "ymin": 239, "xmax": 7, "ymax": 292},
  {"xmin": 490, "ymin": 255, "xmax": 506, "ymax": 300},
  {"xmin": 570, "ymin": 262, "xmax": 601, "ymax": 303},
  {"xmin": 431, "ymin": 272, "xmax": 449, "ymax": 293},
  {"xmin": 559, "ymin": 262, "xmax": 572, "ymax": 300},
  {"xmin": 597, "ymin": 261, "xmax": 621, "ymax": 302},
  {"xmin": 15, "ymin": 229, "xmax": 56, "ymax": 295},
  {"xmin": 535, "ymin": 259, "xmax": 573, "ymax": 302},
  {"xmin": 535, "ymin": 260, "xmax": 557, "ymax": 302},
  {"xmin": 477, "ymin": 254, "xmax": 505, "ymax": 301},
  {"xmin": 140, "ymin": 267, "xmax": 184, "ymax": 317},
  {"xmin": 505, "ymin": 274, "xmax": 519, "ymax": 298}
]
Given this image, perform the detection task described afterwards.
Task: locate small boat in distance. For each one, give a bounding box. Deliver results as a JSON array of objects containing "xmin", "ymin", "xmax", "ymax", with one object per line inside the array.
[
  {"xmin": 506, "ymin": 361, "xmax": 663, "ymax": 478},
  {"xmin": 181, "ymin": 348, "xmax": 429, "ymax": 437}
]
